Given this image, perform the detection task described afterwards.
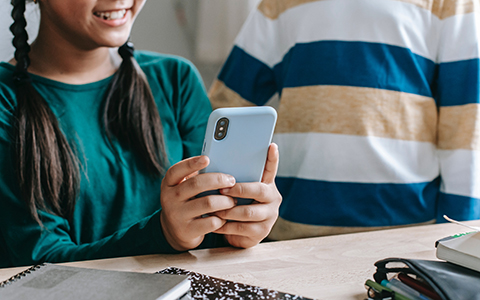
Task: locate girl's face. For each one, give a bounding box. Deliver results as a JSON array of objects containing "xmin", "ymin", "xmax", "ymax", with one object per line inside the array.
[{"xmin": 38, "ymin": 0, "xmax": 146, "ymax": 49}]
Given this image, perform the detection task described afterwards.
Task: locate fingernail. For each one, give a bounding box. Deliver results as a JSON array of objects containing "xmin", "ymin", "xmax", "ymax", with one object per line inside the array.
[
  {"xmin": 227, "ymin": 175, "xmax": 235, "ymax": 185},
  {"xmin": 195, "ymin": 156, "xmax": 207, "ymax": 165},
  {"xmin": 220, "ymin": 188, "xmax": 231, "ymax": 194}
]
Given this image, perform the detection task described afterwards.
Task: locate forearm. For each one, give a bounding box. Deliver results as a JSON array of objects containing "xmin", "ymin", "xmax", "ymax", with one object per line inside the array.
[{"xmin": 2, "ymin": 210, "xmax": 179, "ymax": 267}]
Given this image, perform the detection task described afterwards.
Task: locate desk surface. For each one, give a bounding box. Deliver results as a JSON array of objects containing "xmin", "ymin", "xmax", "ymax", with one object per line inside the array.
[{"xmin": 1, "ymin": 221, "xmax": 478, "ymax": 300}]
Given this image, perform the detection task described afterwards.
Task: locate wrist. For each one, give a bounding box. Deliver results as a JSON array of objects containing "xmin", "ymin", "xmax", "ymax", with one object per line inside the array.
[
  {"xmin": 159, "ymin": 210, "xmax": 189, "ymax": 252},
  {"xmin": 159, "ymin": 210, "xmax": 206, "ymax": 251}
]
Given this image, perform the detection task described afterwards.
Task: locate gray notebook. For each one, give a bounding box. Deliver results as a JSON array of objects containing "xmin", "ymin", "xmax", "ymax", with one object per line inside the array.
[{"xmin": 0, "ymin": 264, "xmax": 190, "ymax": 300}]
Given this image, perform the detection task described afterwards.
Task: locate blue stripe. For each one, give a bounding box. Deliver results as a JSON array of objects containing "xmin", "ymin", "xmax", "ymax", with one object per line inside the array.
[
  {"xmin": 434, "ymin": 59, "xmax": 480, "ymax": 106},
  {"xmin": 436, "ymin": 192, "xmax": 480, "ymax": 222},
  {"xmin": 220, "ymin": 41, "xmax": 479, "ymax": 107},
  {"xmin": 275, "ymin": 177, "xmax": 440, "ymax": 227},
  {"xmin": 275, "ymin": 41, "xmax": 435, "ymax": 97},
  {"xmin": 218, "ymin": 46, "xmax": 277, "ymax": 106}
]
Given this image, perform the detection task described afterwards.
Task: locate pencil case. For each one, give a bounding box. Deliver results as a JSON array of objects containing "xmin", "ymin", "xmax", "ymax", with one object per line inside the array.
[{"xmin": 371, "ymin": 258, "xmax": 480, "ymax": 300}]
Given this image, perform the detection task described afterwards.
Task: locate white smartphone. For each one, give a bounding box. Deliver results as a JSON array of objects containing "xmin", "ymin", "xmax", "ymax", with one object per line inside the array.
[{"xmin": 199, "ymin": 106, "xmax": 277, "ymax": 205}]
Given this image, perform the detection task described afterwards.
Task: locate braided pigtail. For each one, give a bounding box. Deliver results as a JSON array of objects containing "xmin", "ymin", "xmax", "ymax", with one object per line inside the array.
[
  {"xmin": 103, "ymin": 42, "xmax": 168, "ymax": 176},
  {"xmin": 10, "ymin": 0, "xmax": 79, "ymax": 225}
]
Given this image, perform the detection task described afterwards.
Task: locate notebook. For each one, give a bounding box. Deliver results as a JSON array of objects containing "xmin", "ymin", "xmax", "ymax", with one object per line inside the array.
[
  {"xmin": 0, "ymin": 264, "xmax": 190, "ymax": 300},
  {"xmin": 158, "ymin": 267, "xmax": 313, "ymax": 300},
  {"xmin": 435, "ymin": 231, "xmax": 480, "ymax": 273}
]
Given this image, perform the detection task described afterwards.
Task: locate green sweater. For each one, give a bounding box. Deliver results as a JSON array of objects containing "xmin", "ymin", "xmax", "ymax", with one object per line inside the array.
[{"xmin": 0, "ymin": 51, "xmax": 223, "ymax": 268}]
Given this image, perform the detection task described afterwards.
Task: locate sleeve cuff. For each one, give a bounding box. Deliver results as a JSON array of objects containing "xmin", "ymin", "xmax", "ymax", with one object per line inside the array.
[{"xmin": 149, "ymin": 210, "xmax": 183, "ymax": 254}]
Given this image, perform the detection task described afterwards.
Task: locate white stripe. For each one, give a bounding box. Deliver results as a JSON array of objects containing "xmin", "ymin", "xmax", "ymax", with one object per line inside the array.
[
  {"xmin": 273, "ymin": 133, "xmax": 439, "ymax": 184},
  {"xmin": 439, "ymin": 12, "xmax": 480, "ymax": 63},
  {"xmin": 235, "ymin": 0, "xmax": 440, "ymax": 68},
  {"xmin": 438, "ymin": 149, "xmax": 480, "ymax": 198},
  {"xmin": 236, "ymin": 0, "xmax": 480, "ymax": 68}
]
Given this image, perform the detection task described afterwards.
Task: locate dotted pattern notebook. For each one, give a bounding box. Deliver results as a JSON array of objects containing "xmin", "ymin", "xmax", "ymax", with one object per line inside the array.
[{"xmin": 158, "ymin": 267, "xmax": 314, "ymax": 300}]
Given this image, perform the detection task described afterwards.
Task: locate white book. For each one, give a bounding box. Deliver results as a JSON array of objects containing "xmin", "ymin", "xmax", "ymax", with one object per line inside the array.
[{"xmin": 436, "ymin": 231, "xmax": 480, "ymax": 273}]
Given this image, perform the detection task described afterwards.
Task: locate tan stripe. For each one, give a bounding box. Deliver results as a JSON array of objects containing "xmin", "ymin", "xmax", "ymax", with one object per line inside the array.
[
  {"xmin": 258, "ymin": 0, "xmax": 320, "ymax": 19},
  {"xmin": 268, "ymin": 216, "xmax": 435, "ymax": 240},
  {"xmin": 257, "ymin": 0, "xmax": 476, "ymax": 20},
  {"xmin": 398, "ymin": 0, "xmax": 477, "ymax": 19},
  {"xmin": 276, "ymin": 85, "xmax": 437, "ymax": 143},
  {"xmin": 208, "ymin": 80, "xmax": 255, "ymax": 110},
  {"xmin": 435, "ymin": 0, "xmax": 477, "ymax": 19},
  {"xmin": 438, "ymin": 103, "xmax": 480, "ymax": 151}
]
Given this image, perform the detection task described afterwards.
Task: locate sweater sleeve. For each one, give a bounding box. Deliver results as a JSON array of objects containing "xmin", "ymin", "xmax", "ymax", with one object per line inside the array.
[
  {"xmin": 434, "ymin": 6, "xmax": 480, "ymax": 221},
  {"xmin": 0, "ymin": 134, "xmax": 184, "ymax": 268}
]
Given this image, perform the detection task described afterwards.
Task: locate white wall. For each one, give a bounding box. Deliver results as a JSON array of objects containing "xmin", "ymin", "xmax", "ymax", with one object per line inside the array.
[
  {"xmin": 131, "ymin": 0, "xmax": 196, "ymax": 61},
  {"xmin": 131, "ymin": 0, "xmax": 260, "ymax": 88},
  {"xmin": 132, "ymin": 0, "xmax": 260, "ymax": 63}
]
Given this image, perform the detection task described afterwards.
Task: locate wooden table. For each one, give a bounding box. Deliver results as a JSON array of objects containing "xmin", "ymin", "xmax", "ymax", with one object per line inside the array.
[{"xmin": 1, "ymin": 221, "xmax": 478, "ymax": 299}]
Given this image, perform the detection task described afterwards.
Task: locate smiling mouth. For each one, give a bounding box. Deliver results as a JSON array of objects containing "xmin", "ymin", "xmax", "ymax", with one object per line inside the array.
[{"xmin": 93, "ymin": 9, "xmax": 127, "ymax": 21}]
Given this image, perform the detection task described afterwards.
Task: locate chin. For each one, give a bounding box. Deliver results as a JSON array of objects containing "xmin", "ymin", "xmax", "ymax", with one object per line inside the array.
[
  {"xmin": 97, "ymin": 40, "xmax": 128, "ymax": 49},
  {"xmin": 98, "ymin": 33, "xmax": 131, "ymax": 48}
]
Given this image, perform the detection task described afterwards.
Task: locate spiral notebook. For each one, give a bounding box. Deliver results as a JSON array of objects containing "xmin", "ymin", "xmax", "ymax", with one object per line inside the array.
[{"xmin": 0, "ymin": 264, "xmax": 190, "ymax": 300}]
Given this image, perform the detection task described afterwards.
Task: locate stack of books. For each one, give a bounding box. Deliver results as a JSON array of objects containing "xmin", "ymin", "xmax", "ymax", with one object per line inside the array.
[{"xmin": 1, "ymin": 264, "xmax": 313, "ymax": 300}]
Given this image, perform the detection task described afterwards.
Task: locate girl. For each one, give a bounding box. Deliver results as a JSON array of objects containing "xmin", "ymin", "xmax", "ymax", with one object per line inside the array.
[{"xmin": 0, "ymin": 0, "xmax": 281, "ymax": 267}]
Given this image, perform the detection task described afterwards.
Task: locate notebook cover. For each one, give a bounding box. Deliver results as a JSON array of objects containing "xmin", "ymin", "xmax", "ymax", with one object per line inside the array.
[
  {"xmin": 158, "ymin": 266, "xmax": 313, "ymax": 300},
  {"xmin": 0, "ymin": 264, "xmax": 190, "ymax": 300}
]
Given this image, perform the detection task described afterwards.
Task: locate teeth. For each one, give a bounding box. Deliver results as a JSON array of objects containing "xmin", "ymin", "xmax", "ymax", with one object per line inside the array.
[{"xmin": 95, "ymin": 9, "xmax": 126, "ymax": 21}]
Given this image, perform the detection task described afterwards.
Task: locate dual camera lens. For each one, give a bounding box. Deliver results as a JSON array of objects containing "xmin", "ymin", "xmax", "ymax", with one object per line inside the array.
[{"xmin": 214, "ymin": 117, "xmax": 229, "ymax": 140}]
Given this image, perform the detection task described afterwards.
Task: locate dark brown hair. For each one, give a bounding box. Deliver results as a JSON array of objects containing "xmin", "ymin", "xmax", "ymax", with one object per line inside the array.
[{"xmin": 10, "ymin": 0, "xmax": 167, "ymax": 224}]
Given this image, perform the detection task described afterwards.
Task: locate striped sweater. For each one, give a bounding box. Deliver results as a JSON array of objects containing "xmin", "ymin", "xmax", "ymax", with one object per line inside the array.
[{"xmin": 209, "ymin": 0, "xmax": 480, "ymax": 240}]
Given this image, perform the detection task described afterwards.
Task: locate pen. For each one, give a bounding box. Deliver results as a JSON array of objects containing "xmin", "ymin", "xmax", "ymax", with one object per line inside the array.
[
  {"xmin": 381, "ymin": 279, "xmax": 431, "ymax": 300},
  {"xmin": 398, "ymin": 273, "xmax": 441, "ymax": 300},
  {"xmin": 365, "ymin": 279, "xmax": 411, "ymax": 300}
]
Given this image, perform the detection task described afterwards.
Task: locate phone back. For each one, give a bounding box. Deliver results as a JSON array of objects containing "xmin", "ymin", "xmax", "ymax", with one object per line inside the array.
[{"xmin": 201, "ymin": 107, "xmax": 277, "ymax": 183}]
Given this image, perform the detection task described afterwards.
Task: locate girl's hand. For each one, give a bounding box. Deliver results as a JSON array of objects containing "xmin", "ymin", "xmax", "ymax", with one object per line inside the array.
[
  {"xmin": 160, "ymin": 156, "xmax": 237, "ymax": 251},
  {"xmin": 213, "ymin": 143, "xmax": 282, "ymax": 248}
]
